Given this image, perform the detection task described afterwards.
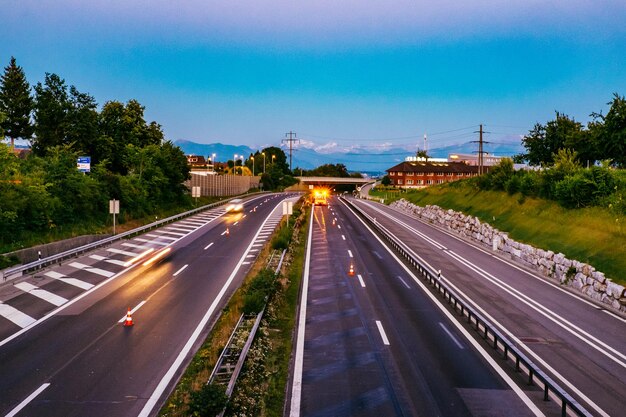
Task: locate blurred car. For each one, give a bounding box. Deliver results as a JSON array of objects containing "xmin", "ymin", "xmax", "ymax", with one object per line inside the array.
[{"xmin": 225, "ymin": 198, "xmax": 244, "ymax": 213}]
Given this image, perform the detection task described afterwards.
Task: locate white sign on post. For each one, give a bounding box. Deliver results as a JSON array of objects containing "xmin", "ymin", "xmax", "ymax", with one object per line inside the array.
[
  {"xmin": 192, "ymin": 186, "xmax": 201, "ymax": 198},
  {"xmin": 282, "ymin": 201, "xmax": 293, "ymax": 216},
  {"xmin": 109, "ymin": 199, "xmax": 120, "ymax": 235}
]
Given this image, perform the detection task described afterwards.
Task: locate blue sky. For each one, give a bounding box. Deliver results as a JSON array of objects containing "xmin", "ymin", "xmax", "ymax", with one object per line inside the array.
[{"xmin": 2, "ymin": 0, "xmax": 626, "ymax": 155}]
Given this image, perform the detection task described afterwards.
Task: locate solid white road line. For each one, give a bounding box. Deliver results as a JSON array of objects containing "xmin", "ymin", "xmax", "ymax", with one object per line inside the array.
[
  {"xmin": 106, "ymin": 248, "xmax": 139, "ymax": 257},
  {"xmin": 173, "ymin": 265, "xmax": 188, "ymax": 276},
  {"xmin": 439, "ymin": 322, "xmax": 465, "ymax": 349},
  {"xmin": 341, "ymin": 235, "xmax": 346, "ymax": 240},
  {"xmin": 347, "ymin": 250, "xmax": 353, "ymax": 258},
  {"xmin": 5, "ymin": 383, "xmax": 50, "ymax": 417},
  {"xmin": 14, "ymin": 282, "xmax": 68, "ymax": 307},
  {"xmin": 341, "ymin": 199, "xmax": 546, "ymax": 417},
  {"xmin": 138, "ymin": 198, "xmax": 290, "ymax": 417},
  {"xmin": 288, "ymin": 207, "xmax": 314, "ymax": 417},
  {"xmin": 68, "ymin": 262, "xmax": 115, "ymax": 278},
  {"xmin": 357, "ymin": 274, "xmax": 366, "ymax": 288},
  {"xmin": 0, "ymin": 303, "xmax": 36, "ymax": 328},
  {"xmin": 204, "ymin": 242, "xmax": 214, "ymax": 250},
  {"xmin": 375, "ymin": 320, "xmax": 390, "ymax": 345},
  {"xmin": 44, "ymin": 271, "xmax": 94, "ymax": 290}
]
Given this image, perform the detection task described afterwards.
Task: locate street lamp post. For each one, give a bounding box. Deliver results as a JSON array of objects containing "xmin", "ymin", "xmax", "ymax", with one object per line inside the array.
[
  {"xmin": 240, "ymin": 156, "xmax": 244, "ymax": 175},
  {"xmin": 272, "ymin": 154, "xmax": 276, "ymax": 165},
  {"xmin": 234, "ymin": 154, "xmax": 238, "ymax": 176},
  {"xmin": 250, "ymin": 156, "xmax": 255, "ymax": 176},
  {"xmin": 212, "ymin": 153, "xmax": 216, "ymax": 172},
  {"xmin": 262, "ymin": 152, "xmax": 266, "ymax": 174}
]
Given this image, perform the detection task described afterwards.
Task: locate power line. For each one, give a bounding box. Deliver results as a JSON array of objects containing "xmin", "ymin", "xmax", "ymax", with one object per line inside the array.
[{"xmin": 282, "ymin": 131, "xmax": 299, "ymax": 172}]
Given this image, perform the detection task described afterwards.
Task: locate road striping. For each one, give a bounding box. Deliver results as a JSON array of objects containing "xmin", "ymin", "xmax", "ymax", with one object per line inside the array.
[
  {"xmin": 44, "ymin": 271, "xmax": 94, "ymax": 290},
  {"xmin": 146, "ymin": 234, "xmax": 177, "ymax": 241},
  {"xmin": 122, "ymin": 242, "xmax": 151, "ymax": 249},
  {"xmin": 0, "ymin": 303, "xmax": 36, "ymax": 328},
  {"xmin": 357, "ymin": 274, "xmax": 366, "ymax": 288},
  {"xmin": 106, "ymin": 248, "xmax": 138, "ymax": 257},
  {"xmin": 173, "ymin": 264, "xmax": 188, "ymax": 276},
  {"xmin": 14, "ymin": 282, "xmax": 68, "ymax": 307},
  {"xmin": 179, "ymin": 220, "xmax": 205, "ymax": 226},
  {"xmin": 341, "ymin": 198, "xmax": 546, "ymax": 417},
  {"xmin": 134, "ymin": 238, "xmax": 168, "ymax": 246},
  {"xmin": 347, "ymin": 250, "xmax": 353, "ymax": 258},
  {"xmin": 221, "ymin": 230, "xmax": 228, "ymax": 236},
  {"xmin": 5, "ymin": 383, "xmax": 50, "ymax": 417},
  {"xmin": 204, "ymin": 242, "xmax": 214, "ymax": 250},
  {"xmin": 158, "ymin": 230, "xmax": 187, "ymax": 237},
  {"xmin": 138, "ymin": 197, "xmax": 294, "ymax": 417},
  {"xmin": 602, "ymin": 309, "xmax": 626, "ymax": 323},
  {"xmin": 233, "ymin": 221, "xmax": 239, "ymax": 226},
  {"xmin": 341, "ymin": 235, "xmax": 346, "ymax": 240},
  {"xmin": 68, "ymin": 262, "xmax": 115, "ymax": 278},
  {"xmin": 166, "ymin": 226, "xmax": 196, "ymax": 232},
  {"xmin": 439, "ymin": 322, "xmax": 465, "ymax": 349},
  {"xmin": 372, "ymin": 251, "xmax": 383, "ymax": 260},
  {"xmin": 396, "ymin": 276, "xmax": 411, "ymax": 289},
  {"xmin": 288, "ymin": 206, "xmax": 314, "ymax": 417},
  {"xmin": 118, "ymin": 301, "xmax": 147, "ymax": 323},
  {"xmin": 337, "ymin": 225, "xmax": 341, "ymax": 229},
  {"xmin": 375, "ymin": 320, "xmax": 390, "ymax": 345}
]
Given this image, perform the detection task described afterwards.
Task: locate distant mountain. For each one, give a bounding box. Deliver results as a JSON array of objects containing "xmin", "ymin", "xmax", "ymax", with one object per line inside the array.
[
  {"xmin": 174, "ymin": 138, "xmax": 524, "ymax": 175},
  {"xmin": 173, "ymin": 140, "xmax": 254, "ymax": 161}
]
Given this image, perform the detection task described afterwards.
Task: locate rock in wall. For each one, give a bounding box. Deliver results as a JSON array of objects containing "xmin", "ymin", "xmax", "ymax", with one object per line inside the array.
[{"xmin": 390, "ymin": 199, "xmax": 626, "ymax": 314}]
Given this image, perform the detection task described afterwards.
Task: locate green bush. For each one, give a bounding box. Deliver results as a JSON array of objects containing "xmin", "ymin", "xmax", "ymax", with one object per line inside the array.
[
  {"xmin": 242, "ymin": 269, "xmax": 278, "ymax": 314},
  {"xmin": 188, "ymin": 383, "xmax": 228, "ymax": 417}
]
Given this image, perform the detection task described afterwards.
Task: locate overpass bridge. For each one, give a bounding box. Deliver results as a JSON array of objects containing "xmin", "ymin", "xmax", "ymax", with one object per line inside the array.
[{"xmin": 295, "ymin": 176, "xmax": 374, "ymax": 188}]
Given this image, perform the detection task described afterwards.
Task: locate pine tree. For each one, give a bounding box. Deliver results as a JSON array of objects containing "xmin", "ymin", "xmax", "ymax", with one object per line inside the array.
[{"xmin": 0, "ymin": 57, "xmax": 34, "ymax": 149}]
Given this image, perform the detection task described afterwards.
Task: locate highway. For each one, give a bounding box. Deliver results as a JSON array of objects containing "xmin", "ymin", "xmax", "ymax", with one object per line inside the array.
[
  {"xmin": 288, "ymin": 198, "xmax": 564, "ymax": 417},
  {"xmin": 0, "ymin": 193, "xmax": 299, "ymax": 417},
  {"xmin": 342, "ymin": 196, "xmax": 626, "ymax": 417}
]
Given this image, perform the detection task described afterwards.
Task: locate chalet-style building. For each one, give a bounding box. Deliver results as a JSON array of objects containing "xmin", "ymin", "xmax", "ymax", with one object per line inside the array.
[
  {"xmin": 186, "ymin": 155, "xmax": 207, "ymax": 169},
  {"xmin": 386, "ymin": 160, "xmax": 483, "ymax": 188}
]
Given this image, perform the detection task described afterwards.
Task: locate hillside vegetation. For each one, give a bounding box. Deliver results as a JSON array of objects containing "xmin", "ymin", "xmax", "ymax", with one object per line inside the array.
[{"xmin": 371, "ymin": 180, "xmax": 626, "ymax": 285}]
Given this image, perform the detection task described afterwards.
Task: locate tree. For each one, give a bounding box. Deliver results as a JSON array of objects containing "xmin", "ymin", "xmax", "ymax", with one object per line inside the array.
[
  {"xmin": 598, "ymin": 93, "xmax": 626, "ymax": 167},
  {"xmin": 521, "ymin": 113, "xmax": 583, "ymax": 166},
  {"xmin": 33, "ymin": 73, "xmax": 71, "ymax": 155},
  {"xmin": 381, "ymin": 175, "xmax": 391, "ymax": 186},
  {"xmin": 0, "ymin": 57, "xmax": 34, "ymax": 149},
  {"xmin": 67, "ymin": 86, "xmax": 100, "ymax": 160}
]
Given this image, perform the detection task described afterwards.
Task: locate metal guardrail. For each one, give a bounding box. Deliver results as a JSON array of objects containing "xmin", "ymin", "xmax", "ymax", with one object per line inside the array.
[
  {"xmin": 343, "ymin": 197, "xmax": 592, "ymax": 417},
  {"xmin": 2, "ymin": 193, "xmax": 264, "ymax": 282}
]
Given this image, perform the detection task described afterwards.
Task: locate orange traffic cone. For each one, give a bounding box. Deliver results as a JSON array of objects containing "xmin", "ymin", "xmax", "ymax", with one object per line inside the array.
[
  {"xmin": 332, "ymin": 218, "xmax": 336, "ymax": 226},
  {"xmin": 349, "ymin": 263, "xmax": 355, "ymax": 276},
  {"xmin": 123, "ymin": 307, "xmax": 134, "ymax": 327},
  {"xmin": 225, "ymin": 227, "xmax": 230, "ymax": 236}
]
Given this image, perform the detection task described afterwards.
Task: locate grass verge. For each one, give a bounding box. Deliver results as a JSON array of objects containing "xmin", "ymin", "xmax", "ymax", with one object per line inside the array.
[{"xmin": 371, "ymin": 182, "xmax": 626, "ymax": 285}]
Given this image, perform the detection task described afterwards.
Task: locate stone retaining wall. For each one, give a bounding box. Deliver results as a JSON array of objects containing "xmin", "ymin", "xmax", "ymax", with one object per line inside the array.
[{"xmin": 390, "ymin": 199, "xmax": 626, "ymax": 314}]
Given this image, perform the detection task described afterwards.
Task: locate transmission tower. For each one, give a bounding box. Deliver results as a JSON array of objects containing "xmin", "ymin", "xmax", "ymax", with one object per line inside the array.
[{"xmin": 282, "ymin": 131, "xmax": 299, "ymax": 172}]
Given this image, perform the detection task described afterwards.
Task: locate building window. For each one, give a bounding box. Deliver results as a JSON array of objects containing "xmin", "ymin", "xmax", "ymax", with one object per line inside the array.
[
  {"xmin": 417, "ymin": 179, "xmax": 424, "ymax": 185},
  {"xmin": 389, "ymin": 172, "xmax": 395, "ymax": 176},
  {"xmin": 406, "ymin": 179, "xmax": 414, "ymax": 185},
  {"xmin": 426, "ymin": 179, "xmax": 434, "ymax": 185},
  {"xmin": 437, "ymin": 172, "xmax": 444, "ymax": 176},
  {"xmin": 427, "ymin": 172, "xmax": 434, "ymax": 176},
  {"xmin": 406, "ymin": 172, "xmax": 414, "ymax": 176},
  {"xmin": 437, "ymin": 180, "xmax": 444, "ymax": 184},
  {"xmin": 397, "ymin": 179, "xmax": 403, "ymax": 184},
  {"xmin": 446, "ymin": 172, "xmax": 453, "ymax": 176}
]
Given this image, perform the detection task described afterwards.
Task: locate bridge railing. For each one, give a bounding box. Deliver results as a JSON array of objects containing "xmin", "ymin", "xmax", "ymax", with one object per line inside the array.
[{"xmin": 343, "ymin": 197, "xmax": 592, "ymax": 417}]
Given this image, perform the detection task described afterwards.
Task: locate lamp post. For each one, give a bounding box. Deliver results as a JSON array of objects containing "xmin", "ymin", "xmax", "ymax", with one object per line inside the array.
[
  {"xmin": 272, "ymin": 154, "xmax": 276, "ymax": 165},
  {"xmin": 240, "ymin": 156, "xmax": 244, "ymax": 175},
  {"xmin": 250, "ymin": 156, "xmax": 255, "ymax": 176},
  {"xmin": 262, "ymin": 152, "xmax": 266, "ymax": 174},
  {"xmin": 212, "ymin": 153, "xmax": 216, "ymax": 172},
  {"xmin": 234, "ymin": 154, "xmax": 238, "ymax": 175}
]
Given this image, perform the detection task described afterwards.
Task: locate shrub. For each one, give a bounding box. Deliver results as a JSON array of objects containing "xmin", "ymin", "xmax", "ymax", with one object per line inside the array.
[{"xmin": 188, "ymin": 383, "xmax": 228, "ymax": 417}]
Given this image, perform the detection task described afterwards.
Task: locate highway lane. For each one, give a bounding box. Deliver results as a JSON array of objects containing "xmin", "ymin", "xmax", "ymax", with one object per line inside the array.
[
  {"xmin": 0, "ymin": 193, "xmax": 299, "ymax": 417},
  {"xmin": 289, "ymin": 199, "xmax": 559, "ymax": 417},
  {"xmin": 347, "ymin": 196, "xmax": 626, "ymax": 417}
]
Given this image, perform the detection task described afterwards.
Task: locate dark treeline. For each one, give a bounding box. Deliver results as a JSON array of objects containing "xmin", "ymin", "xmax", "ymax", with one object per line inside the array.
[
  {"xmin": 477, "ymin": 94, "xmax": 626, "ymax": 212},
  {"xmin": 0, "ymin": 57, "xmax": 190, "ymax": 248}
]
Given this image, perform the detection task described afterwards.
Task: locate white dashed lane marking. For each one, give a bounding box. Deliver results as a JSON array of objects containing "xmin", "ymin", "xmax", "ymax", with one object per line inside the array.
[{"xmin": 107, "ymin": 248, "xmax": 139, "ymax": 257}]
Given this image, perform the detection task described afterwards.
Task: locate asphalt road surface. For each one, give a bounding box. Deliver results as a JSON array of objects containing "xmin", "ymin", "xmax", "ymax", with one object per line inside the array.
[
  {"xmin": 343, "ymin": 196, "xmax": 626, "ymax": 417},
  {"xmin": 288, "ymin": 198, "xmax": 564, "ymax": 417},
  {"xmin": 0, "ymin": 193, "xmax": 299, "ymax": 417}
]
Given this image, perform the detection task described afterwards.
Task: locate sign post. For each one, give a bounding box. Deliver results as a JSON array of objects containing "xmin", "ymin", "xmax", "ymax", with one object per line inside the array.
[
  {"xmin": 77, "ymin": 156, "xmax": 91, "ymax": 173},
  {"xmin": 282, "ymin": 201, "xmax": 293, "ymax": 227},
  {"xmin": 109, "ymin": 199, "xmax": 120, "ymax": 235},
  {"xmin": 192, "ymin": 186, "xmax": 201, "ymax": 205}
]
